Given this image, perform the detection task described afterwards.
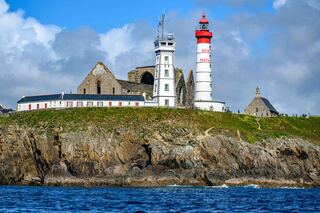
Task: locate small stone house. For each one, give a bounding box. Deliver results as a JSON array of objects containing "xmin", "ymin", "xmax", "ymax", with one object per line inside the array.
[{"xmin": 244, "ymin": 87, "xmax": 279, "ymax": 117}]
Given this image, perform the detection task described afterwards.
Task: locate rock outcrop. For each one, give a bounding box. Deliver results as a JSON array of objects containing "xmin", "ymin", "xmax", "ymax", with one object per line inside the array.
[{"xmin": 0, "ymin": 124, "xmax": 319, "ymax": 187}]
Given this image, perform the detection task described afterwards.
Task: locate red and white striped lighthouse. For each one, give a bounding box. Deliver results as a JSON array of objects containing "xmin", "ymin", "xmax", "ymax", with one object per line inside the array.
[
  {"xmin": 194, "ymin": 14, "xmax": 226, "ymax": 111},
  {"xmin": 195, "ymin": 14, "xmax": 213, "ymax": 103}
]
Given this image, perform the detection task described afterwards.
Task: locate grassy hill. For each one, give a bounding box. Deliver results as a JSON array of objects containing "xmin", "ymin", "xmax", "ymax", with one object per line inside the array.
[{"xmin": 0, "ymin": 108, "xmax": 319, "ymax": 144}]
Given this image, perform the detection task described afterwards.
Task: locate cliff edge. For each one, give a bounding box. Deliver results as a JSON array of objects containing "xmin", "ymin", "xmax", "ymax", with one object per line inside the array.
[{"xmin": 0, "ymin": 108, "xmax": 319, "ymax": 187}]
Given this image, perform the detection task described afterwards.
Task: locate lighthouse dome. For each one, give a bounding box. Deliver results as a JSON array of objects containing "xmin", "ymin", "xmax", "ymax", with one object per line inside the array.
[{"xmin": 199, "ymin": 15, "xmax": 209, "ymax": 24}]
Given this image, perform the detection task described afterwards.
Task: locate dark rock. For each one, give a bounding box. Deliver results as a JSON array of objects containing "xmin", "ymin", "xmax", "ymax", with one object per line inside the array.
[{"xmin": 0, "ymin": 125, "xmax": 319, "ymax": 187}]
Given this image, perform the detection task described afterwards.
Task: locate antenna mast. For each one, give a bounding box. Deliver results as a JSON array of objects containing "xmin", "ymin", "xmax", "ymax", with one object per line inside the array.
[{"xmin": 157, "ymin": 14, "xmax": 165, "ymax": 39}]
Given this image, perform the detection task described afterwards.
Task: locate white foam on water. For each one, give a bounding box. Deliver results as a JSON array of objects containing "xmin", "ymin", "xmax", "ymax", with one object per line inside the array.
[
  {"xmin": 243, "ymin": 184, "xmax": 260, "ymax": 189},
  {"xmin": 210, "ymin": 184, "xmax": 229, "ymax": 188}
]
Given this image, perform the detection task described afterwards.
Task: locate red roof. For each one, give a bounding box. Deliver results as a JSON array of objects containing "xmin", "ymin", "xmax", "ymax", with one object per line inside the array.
[{"xmin": 199, "ymin": 15, "xmax": 209, "ymax": 24}]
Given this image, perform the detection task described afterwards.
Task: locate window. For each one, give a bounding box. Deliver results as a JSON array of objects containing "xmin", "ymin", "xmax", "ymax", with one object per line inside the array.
[
  {"xmin": 127, "ymin": 90, "xmax": 131, "ymax": 94},
  {"xmin": 45, "ymin": 103, "xmax": 47, "ymax": 109},
  {"xmin": 77, "ymin": 101, "xmax": 83, "ymax": 107},
  {"xmin": 67, "ymin": 101, "xmax": 73, "ymax": 107},
  {"xmin": 29, "ymin": 104, "xmax": 31, "ymax": 110},
  {"xmin": 109, "ymin": 102, "xmax": 112, "ymax": 107},
  {"xmin": 112, "ymin": 87, "xmax": 115, "ymax": 94},
  {"xmin": 165, "ymin": 99, "xmax": 169, "ymax": 106},
  {"xmin": 256, "ymin": 107, "xmax": 259, "ymax": 112},
  {"xmin": 119, "ymin": 102, "xmax": 122, "ymax": 107},
  {"xmin": 164, "ymin": 56, "xmax": 169, "ymax": 65},
  {"xmin": 165, "ymin": 69, "xmax": 169, "ymax": 77},
  {"xmin": 135, "ymin": 102, "xmax": 139, "ymax": 107},
  {"xmin": 87, "ymin": 102, "xmax": 93, "ymax": 107},
  {"xmin": 83, "ymin": 88, "xmax": 86, "ymax": 94},
  {"xmin": 97, "ymin": 81, "xmax": 101, "ymax": 94},
  {"xmin": 37, "ymin": 104, "xmax": 40, "ymax": 109},
  {"xmin": 97, "ymin": 102, "xmax": 103, "ymax": 107},
  {"xmin": 165, "ymin": 84, "xmax": 169, "ymax": 91}
]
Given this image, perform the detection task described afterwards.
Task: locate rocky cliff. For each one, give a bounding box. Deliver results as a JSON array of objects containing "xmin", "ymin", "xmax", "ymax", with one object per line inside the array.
[{"xmin": 0, "ymin": 108, "xmax": 319, "ymax": 187}]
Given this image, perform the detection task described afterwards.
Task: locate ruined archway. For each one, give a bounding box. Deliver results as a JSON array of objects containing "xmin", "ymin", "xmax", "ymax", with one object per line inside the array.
[{"xmin": 140, "ymin": 72, "xmax": 154, "ymax": 85}]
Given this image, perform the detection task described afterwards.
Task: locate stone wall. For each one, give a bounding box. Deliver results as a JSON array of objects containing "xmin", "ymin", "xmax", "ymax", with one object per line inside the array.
[
  {"xmin": 128, "ymin": 66, "xmax": 155, "ymax": 84},
  {"xmin": 245, "ymin": 98, "xmax": 277, "ymax": 117},
  {"xmin": 175, "ymin": 69, "xmax": 186, "ymax": 106},
  {"xmin": 186, "ymin": 70, "xmax": 195, "ymax": 107}
]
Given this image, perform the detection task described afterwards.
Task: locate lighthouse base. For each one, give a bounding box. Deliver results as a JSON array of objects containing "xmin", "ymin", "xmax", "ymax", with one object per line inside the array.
[{"xmin": 194, "ymin": 101, "xmax": 227, "ymax": 112}]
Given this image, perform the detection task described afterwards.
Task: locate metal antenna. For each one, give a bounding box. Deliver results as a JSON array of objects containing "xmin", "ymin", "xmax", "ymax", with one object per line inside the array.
[{"xmin": 160, "ymin": 13, "xmax": 165, "ymax": 39}]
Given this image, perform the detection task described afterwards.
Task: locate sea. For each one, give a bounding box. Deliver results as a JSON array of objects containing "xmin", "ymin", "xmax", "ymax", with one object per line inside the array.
[{"xmin": 0, "ymin": 185, "xmax": 319, "ymax": 212}]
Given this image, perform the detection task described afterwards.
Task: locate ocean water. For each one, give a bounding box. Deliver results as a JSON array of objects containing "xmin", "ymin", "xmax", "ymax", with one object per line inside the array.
[{"xmin": 0, "ymin": 185, "xmax": 319, "ymax": 212}]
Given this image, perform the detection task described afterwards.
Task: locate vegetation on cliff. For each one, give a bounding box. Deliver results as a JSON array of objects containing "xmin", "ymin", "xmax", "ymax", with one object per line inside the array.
[{"xmin": 0, "ymin": 108, "xmax": 319, "ymax": 144}]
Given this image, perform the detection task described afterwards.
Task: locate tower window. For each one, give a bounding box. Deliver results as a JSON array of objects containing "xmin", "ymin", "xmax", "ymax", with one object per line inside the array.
[
  {"xmin": 112, "ymin": 87, "xmax": 115, "ymax": 94},
  {"xmin": 256, "ymin": 108, "xmax": 259, "ymax": 112},
  {"xmin": 164, "ymin": 56, "xmax": 169, "ymax": 64},
  {"xmin": 165, "ymin": 99, "xmax": 169, "ymax": 106},
  {"xmin": 83, "ymin": 88, "xmax": 86, "ymax": 94},
  {"xmin": 165, "ymin": 84, "xmax": 169, "ymax": 91},
  {"xmin": 165, "ymin": 69, "xmax": 169, "ymax": 77}
]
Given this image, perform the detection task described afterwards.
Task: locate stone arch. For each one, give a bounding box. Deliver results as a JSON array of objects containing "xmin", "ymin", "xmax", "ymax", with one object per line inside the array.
[{"xmin": 140, "ymin": 72, "xmax": 154, "ymax": 85}]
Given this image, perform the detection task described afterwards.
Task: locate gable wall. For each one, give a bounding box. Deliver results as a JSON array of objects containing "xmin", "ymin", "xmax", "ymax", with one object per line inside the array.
[{"xmin": 77, "ymin": 63, "xmax": 122, "ymax": 95}]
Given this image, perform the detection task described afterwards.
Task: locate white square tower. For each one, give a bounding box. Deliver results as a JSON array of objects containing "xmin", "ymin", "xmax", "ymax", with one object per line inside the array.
[{"xmin": 153, "ymin": 15, "xmax": 176, "ymax": 107}]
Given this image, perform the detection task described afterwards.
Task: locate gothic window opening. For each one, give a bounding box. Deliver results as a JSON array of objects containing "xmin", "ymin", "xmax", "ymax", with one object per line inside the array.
[
  {"xmin": 141, "ymin": 72, "xmax": 154, "ymax": 85},
  {"xmin": 177, "ymin": 87, "xmax": 184, "ymax": 104},
  {"xmin": 97, "ymin": 81, "xmax": 101, "ymax": 94}
]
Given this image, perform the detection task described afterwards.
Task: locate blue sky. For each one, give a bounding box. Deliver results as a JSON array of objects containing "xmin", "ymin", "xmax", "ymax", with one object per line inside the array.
[
  {"xmin": 6, "ymin": 0, "xmax": 273, "ymax": 31},
  {"xmin": 0, "ymin": 0, "xmax": 319, "ymax": 115}
]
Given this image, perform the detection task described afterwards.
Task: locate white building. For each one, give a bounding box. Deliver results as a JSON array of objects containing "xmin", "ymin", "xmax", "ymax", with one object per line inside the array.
[
  {"xmin": 17, "ymin": 93, "xmax": 145, "ymax": 112},
  {"xmin": 194, "ymin": 15, "xmax": 226, "ymax": 112},
  {"xmin": 152, "ymin": 14, "xmax": 176, "ymax": 107}
]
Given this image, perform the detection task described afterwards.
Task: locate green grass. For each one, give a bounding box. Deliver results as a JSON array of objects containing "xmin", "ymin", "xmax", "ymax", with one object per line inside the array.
[{"xmin": 0, "ymin": 108, "xmax": 319, "ymax": 145}]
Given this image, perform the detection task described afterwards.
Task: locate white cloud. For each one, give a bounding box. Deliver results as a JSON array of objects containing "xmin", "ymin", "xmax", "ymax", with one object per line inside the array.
[
  {"xmin": 308, "ymin": 0, "xmax": 320, "ymax": 10},
  {"xmin": 0, "ymin": 0, "xmax": 8, "ymax": 14},
  {"xmin": 273, "ymin": 0, "xmax": 288, "ymax": 10},
  {"xmin": 275, "ymin": 62, "xmax": 309, "ymax": 84},
  {"xmin": 99, "ymin": 24, "xmax": 135, "ymax": 66}
]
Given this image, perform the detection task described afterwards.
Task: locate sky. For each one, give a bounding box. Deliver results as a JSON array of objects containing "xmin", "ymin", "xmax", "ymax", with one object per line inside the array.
[{"xmin": 0, "ymin": 0, "xmax": 319, "ymax": 115}]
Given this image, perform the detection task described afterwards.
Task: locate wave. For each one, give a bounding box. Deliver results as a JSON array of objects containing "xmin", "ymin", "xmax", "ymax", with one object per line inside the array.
[
  {"xmin": 243, "ymin": 184, "xmax": 260, "ymax": 189},
  {"xmin": 275, "ymin": 186, "xmax": 305, "ymax": 189}
]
